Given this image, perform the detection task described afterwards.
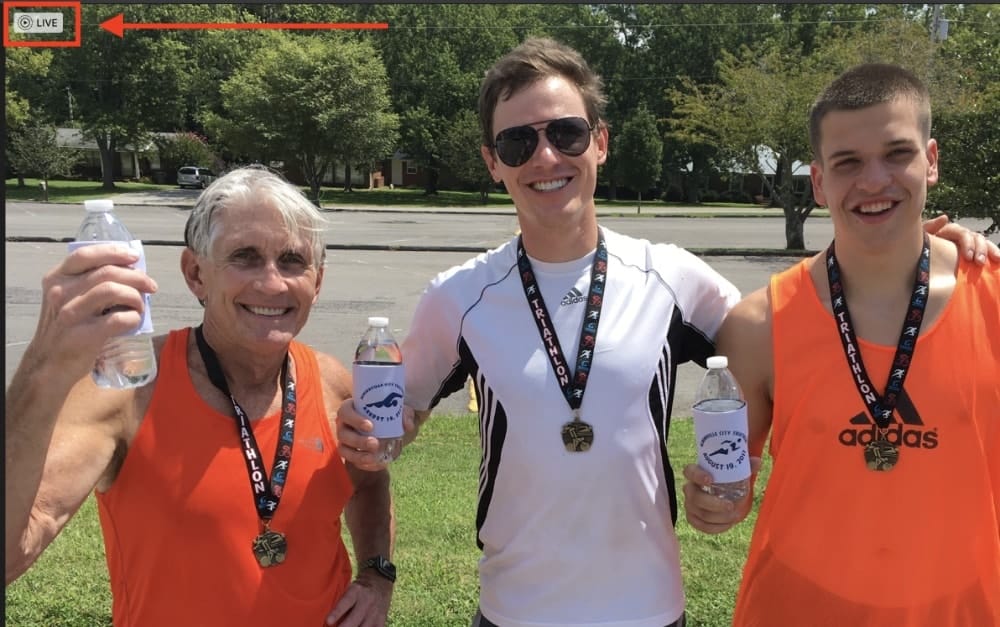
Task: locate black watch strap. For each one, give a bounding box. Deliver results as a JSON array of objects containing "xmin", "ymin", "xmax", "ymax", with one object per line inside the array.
[{"xmin": 360, "ymin": 555, "xmax": 396, "ymax": 583}]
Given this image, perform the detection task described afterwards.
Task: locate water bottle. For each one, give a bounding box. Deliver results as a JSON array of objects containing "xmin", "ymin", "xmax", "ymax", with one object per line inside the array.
[
  {"xmin": 69, "ymin": 199, "xmax": 157, "ymax": 389},
  {"xmin": 692, "ymin": 355, "xmax": 750, "ymax": 500},
  {"xmin": 353, "ymin": 316, "xmax": 404, "ymax": 463}
]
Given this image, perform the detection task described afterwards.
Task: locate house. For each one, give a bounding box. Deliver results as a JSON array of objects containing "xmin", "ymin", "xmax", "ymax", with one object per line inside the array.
[
  {"xmin": 727, "ymin": 145, "xmax": 811, "ymax": 204},
  {"xmin": 56, "ymin": 128, "xmax": 180, "ymax": 181}
]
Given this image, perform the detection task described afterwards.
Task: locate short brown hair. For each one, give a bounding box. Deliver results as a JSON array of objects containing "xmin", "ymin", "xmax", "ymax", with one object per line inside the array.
[
  {"xmin": 478, "ymin": 37, "xmax": 607, "ymax": 149},
  {"xmin": 809, "ymin": 63, "xmax": 931, "ymax": 160}
]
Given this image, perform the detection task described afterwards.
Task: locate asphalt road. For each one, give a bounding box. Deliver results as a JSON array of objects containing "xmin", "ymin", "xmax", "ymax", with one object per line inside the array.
[{"xmin": 5, "ymin": 201, "xmax": 810, "ymax": 416}]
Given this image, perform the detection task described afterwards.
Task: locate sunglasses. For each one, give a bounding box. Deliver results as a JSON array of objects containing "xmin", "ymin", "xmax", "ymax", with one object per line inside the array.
[{"xmin": 492, "ymin": 116, "xmax": 595, "ymax": 167}]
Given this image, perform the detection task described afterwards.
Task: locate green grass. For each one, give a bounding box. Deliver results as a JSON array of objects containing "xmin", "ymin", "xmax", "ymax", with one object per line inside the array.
[
  {"xmin": 6, "ymin": 178, "xmax": 769, "ymax": 213},
  {"xmin": 5, "ymin": 415, "xmax": 769, "ymax": 627},
  {"xmin": 4, "ymin": 178, "xmax": 174, "ymax": 204}
]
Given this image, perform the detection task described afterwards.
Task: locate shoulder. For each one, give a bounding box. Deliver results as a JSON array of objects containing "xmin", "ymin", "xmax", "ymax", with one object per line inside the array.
[
  {"xmin": 312, "ymin": 350, "xmax": 352, "ymax": 403},
  {"xmin": 426, "ymin": 237, "xmax": 519, "ymax": 293},
  {"xmin": 604, "ymin": 227, "xmax": 735, "ymax": 289}
]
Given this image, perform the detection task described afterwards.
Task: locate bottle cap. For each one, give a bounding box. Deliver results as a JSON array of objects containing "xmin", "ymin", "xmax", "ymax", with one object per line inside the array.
[
  {"xmin": 367, "ymin": 316, "xmax": 389, "ymax": 327},
  {"xmin": 84, "ymin": 199, "xmax": 114, "ymax": 213},
  {"xmin": 706, "ymin": 355, "xmax": 728, "ymax": 369}
]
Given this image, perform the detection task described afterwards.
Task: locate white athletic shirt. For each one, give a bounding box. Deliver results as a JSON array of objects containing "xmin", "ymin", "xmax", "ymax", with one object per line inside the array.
[{"xmin": 403, "ymin": 226, "xmax": 740, "ymax": 627}]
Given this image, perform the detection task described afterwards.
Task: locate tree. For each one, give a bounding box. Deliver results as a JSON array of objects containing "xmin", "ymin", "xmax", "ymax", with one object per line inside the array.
[
  {"xmin": 7, "ymin": 123, "xmax": 83, "ymax": 200},
  {"xmin": 927, "ymin": 5, "xmax": 1000, "ymax": 234},
  {"xmin": 208, "ymin": 32, "xmax": 398, "ymax": 202},
  {"xmin": 154, "ymin": 132, "xmax": 217, "ymax": 179},
  {"xmin": 439, "ymin": 109, "xmax": 494, "ymax": 202},
  {"xmin": 669, "ymin": 16, "xmax": 952, "ymax": 249},
  {"xmin": 45, "ymin": 4, "xmax": 208, "ymax": 190},
  {"xmin": 614, "ymin": 104, "xmax": 663, "ymax": 213}
]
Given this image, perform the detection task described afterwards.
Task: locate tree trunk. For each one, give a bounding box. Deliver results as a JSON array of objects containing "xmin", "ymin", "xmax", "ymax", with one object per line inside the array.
[
  {"xmin": 423, "ymin": 167, "xmax": 439, "ymax": 195},
  {"xmin": 17, "ymin": 175, "xmax": 25, "ymax": 187},
  {"xmin": 636, "ymin": 191, "xmax": 642, "ymax": 214},
  {"xmin": 343, "ymin": 163, "xmax": 353, "ymax": 192},
  {"xmin": 784, "ymin": 206, "xmax": 806, "ymax": 250},
  {"xmin": 607, "ymin": 175, "xmax": 618, "ymax": 201},
  {"xmin": 96, "ymin": 132, "xmax": 117, "ymax": 191}
]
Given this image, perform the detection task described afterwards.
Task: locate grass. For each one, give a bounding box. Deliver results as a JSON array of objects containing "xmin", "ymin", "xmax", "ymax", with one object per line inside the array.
[
  {"xmin": 4, "ymin": 415, "xmax": 769, "ymax": 627},
  {"xmin": 6, "ymin": 177, "xmax": 768, "ymax": 213},
  {"xmin": 4, "ymin": 178, "xmax": 174, "ymax": 204}
]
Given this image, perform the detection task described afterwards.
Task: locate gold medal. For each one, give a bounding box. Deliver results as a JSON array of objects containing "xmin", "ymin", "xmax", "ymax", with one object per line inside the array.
[
  {"xmin": 252, "ymin": 528, "xmax": 287, "ymax": 567},
  {"xmin": 864, "ymin": 437, "xmax": 899, "ymax": 471},
  {"xmin": 561, "ymin": 419, "xmax": 594, "ymax": 452}
]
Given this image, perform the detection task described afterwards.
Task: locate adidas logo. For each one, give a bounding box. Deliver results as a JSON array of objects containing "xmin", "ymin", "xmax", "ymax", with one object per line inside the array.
[
  {"xmin": 561, "ymin": 287, "xmax": 586, "ymax": 306},
  {"xmin": 837, "ymin": 389, "xmax": 938, "ymax": 449}
]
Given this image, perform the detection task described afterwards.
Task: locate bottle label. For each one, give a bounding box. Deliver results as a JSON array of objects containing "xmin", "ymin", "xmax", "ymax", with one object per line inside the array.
[
  {"xmin": 66, "ymin": 239, "xmax": 154, "ymax": 336},
  {"xmin": 692, "ymin": 399, "xmax": 751, "ymax": 484},
  {"xmin": 352, "ymin": 363, "xmax": 405, "ymax": 438}
]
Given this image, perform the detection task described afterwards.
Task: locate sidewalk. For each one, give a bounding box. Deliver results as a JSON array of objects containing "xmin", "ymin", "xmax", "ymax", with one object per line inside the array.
[{"xmin": 104, "ymin": 189, "xmax": 803, "ymax": 219}]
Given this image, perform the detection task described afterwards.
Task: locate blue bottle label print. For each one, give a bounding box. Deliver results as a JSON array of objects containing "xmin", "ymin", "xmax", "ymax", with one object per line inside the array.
[
  {"xmin": 352, "ymin": 363, "xmax": 405, "ymax": 438},
  {"xmin": 67, "ymin": 239, "xmax": 154, "ymax": 335},
  {"xmin": 692, "ymin": 399, "xmax": 750, "ymax": 483}
]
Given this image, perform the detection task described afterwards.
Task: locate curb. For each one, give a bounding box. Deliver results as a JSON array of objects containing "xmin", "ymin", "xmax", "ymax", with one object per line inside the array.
[{"xmin": 4, "ymin": 235, "xmax": 816, "ymax": 258}]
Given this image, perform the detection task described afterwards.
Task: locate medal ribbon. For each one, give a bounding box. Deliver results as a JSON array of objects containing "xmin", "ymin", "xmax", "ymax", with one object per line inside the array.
[
  {"xmin": 825, "ymin": 234, "xmax": 930, "ymax": 429},
  {"xmin": 516, "ymin": 229, "xmax": 608, "ymax": 416},
  {"xmin": 194, "ymin": 325, "xmax": 296, "ymax": 524}
]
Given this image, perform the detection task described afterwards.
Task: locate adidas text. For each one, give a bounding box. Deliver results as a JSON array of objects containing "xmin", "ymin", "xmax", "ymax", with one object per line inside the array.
[{"xmin": 838, "ymin": 422, "xmax": 938, "ymax": 449}]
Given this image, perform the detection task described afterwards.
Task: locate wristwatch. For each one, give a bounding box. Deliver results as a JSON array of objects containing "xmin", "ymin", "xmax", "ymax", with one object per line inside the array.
[{"xmin": 360, "ymin": 555, "xmax": 397, "ymax": 583}]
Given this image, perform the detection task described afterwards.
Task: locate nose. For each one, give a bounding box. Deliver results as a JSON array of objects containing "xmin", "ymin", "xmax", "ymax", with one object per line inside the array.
[
  {"xmin": 254, "ymin": 261, "xmax": 288, "ymax": 293},
  {"xmin": 529, "ymin": 129, "xmax": 562, "ymax": 165},
  {"xmin": 856, "ymin": 158, "xmax": 892, "ymax": 192}
]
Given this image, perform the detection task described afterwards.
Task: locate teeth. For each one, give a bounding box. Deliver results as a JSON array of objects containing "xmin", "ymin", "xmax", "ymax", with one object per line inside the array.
[
  {"xmin": 531, "ymin": 178, "xmax": 568, "ymax": 192},
  {"xmin": 857, "ymin": 201, "xmax": 892, "ymax": 214},
  {"xmin": 247, "ymin": 305, "xmax": 287, "ymax": 316}
]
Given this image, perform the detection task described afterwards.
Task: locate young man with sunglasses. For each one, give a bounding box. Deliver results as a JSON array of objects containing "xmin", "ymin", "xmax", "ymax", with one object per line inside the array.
[
  {"xmin": 337, "ymin": 40, "xmax": 998, "ymax": 627},
  {"xmin": 683, "ymin": 64, "xmax": 1000, "ymax": 625}
]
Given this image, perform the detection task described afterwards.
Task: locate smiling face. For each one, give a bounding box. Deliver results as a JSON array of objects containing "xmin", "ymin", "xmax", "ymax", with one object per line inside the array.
[
  {"xmin": 182, "ymin": 199, "xmax": 323, "ymax": 356},
  {"xmin": 481, "ymin": 75, "xmax": 608, "ymax": 254},
  {"xmin": 811, "ymin": 97, "xmax": 938, "ymax": 251}
]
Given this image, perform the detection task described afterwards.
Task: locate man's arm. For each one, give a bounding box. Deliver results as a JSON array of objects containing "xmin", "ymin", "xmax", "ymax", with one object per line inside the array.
[
  {"xmin": 6, "ymin": 245, "xmax": 152, "ymax": 582},
  {"xmin": 682, "ymin": 285, "xmax": 774, "ymax": 534},
  {"xmin": 923, "ymin": 214, "xmax": 1000, "ymax": 264}
]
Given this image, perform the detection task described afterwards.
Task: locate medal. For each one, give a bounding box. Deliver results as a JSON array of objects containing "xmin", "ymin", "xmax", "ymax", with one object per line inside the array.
[
  {"xmin": 561, "ymin": 418, "xmax": 594, "ymax": 452},
  {"xmin": 517, "ymin": 232, "xmax": 608, "ymax": 455},
  {"xmin": 826, "ymin": 236, "xmax": 929, "ymax": 472},
  {"xmin": 864, "ymin": 437, "xmax": 899, "ymax": 472},
  {"xmin": 252, "ymin": 528, "xmax": 288, "ymax": 567}
]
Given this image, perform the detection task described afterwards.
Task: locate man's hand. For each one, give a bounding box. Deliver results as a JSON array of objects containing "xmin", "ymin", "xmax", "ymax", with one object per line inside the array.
[
  {"xmin": 31, "ymin": 244, "xmax": 158, "ymax": 384},
  {"xmin": 681, "ymin": 459, "xmax": 760, "ymax": 535},
  {"xmin": 336, "ymin": 399, "xmax": 417, "ymax": 472},
  {"xmin": 923, "ymin": 214, "xmax": 1000, "ymax": 264},
  {"xmin": 325, "ymin": 572, "xmax": 392, "ymax": 627}
]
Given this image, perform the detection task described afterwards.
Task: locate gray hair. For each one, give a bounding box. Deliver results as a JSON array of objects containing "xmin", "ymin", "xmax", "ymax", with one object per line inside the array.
[{"xmin": 184, "ymin": 166, "xmax": 327, "ymax": 268}]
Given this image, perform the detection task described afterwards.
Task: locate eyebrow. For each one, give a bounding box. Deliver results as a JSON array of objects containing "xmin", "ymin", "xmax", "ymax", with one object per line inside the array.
[{"xmin": 827, "ymin": 138, "xmax": 916, "ymax": 161}]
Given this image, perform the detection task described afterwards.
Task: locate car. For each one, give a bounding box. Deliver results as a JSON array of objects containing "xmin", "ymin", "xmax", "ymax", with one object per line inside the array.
[{"xmin": 177, "ymin": 166, "xmax": 216, "ymax": 189}]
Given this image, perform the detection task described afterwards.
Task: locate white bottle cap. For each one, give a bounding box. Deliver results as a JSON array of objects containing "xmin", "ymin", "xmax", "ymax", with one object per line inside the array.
[
  {"xmin": 367, "ymin": 316, "xmax": 389, "ymax": 327},
  {"xmin": 706, "ymin": 355, "xmax": 728, "ymax": 369},
  {"xmin": 84, "ymin": 199, "xmax": 114, "ymax": 213}
]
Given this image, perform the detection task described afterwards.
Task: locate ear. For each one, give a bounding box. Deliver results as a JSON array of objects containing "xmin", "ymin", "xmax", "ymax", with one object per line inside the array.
[
  {"xmin": 481, "ymin": 145, "xmax": 502, "ymax": 183},
  {"xmin": 810, "ymin": 160, "xmax": 827, "ymax": 207},
  {"xmin": 925, "ymin": 138, "xmax": 939, "ymax": 188},
  {"xmin": 180, "ymin": 248, "xmax": 208, "ymax": 303},
  {"xmin": 595, "ymin": 125, "xmax": 609, "ymax": 166},
  {"xmin": 312, "ymin": 265, "xmax": 325, "ymax": 305}
]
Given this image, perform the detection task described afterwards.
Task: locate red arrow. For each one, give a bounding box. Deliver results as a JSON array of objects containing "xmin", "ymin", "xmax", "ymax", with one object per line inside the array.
[{"xmin": 100, "ymin": 14, "xmax": 388, "ymax": 38}]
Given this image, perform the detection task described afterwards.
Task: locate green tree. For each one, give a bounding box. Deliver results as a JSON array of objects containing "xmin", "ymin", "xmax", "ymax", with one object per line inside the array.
[
  {"xmin": 154, "ymin": 132, "xmax": 217, "ymax": 179},
  {"xmin": 208, "ymin": 32, "xmax": 398, "ymax": 202},
  {"xmin": 7, "ymin": 123, "xmax": 83, "ymax": 200},
  {"xmin": 44, "ymin": 4, "xmax": 212, "ymax": 190},
  {"xmin": 669, "ymin": 16, "xmax": 952, "ymax": 249},
  {"xmin": 614, "ymin": 104, "xmax": 663, "ymax": 213},
  {"xmin": 439, "ymin": 109, "xmax": 493, "ymax": 202},
  {"xmin": 928, "ymin": 5, "xmax": 1000, "ymax": 234}
]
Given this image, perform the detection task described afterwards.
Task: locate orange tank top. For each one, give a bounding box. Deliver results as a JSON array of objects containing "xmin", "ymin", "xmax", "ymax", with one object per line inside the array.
[
  {"xmin": 96, "ymin": 328, "xmax": 354, "ymax": 626},
  {"xmin": 733, "ymin": 258, "xmax": 1000, "ymax": 627}
]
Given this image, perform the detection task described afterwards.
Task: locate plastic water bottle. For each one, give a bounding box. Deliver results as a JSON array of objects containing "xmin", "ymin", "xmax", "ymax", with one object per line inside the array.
[
  {"xmin": 69, "ymin": 199, "xmax": 157, "ymax": 389},
  {"xmin": 692, "ymin": 355, "xmax": 750, "ymax": 500},
  {"xmin": 353, "ymin": 316, "xmax": 404, "ymax": 463}
]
